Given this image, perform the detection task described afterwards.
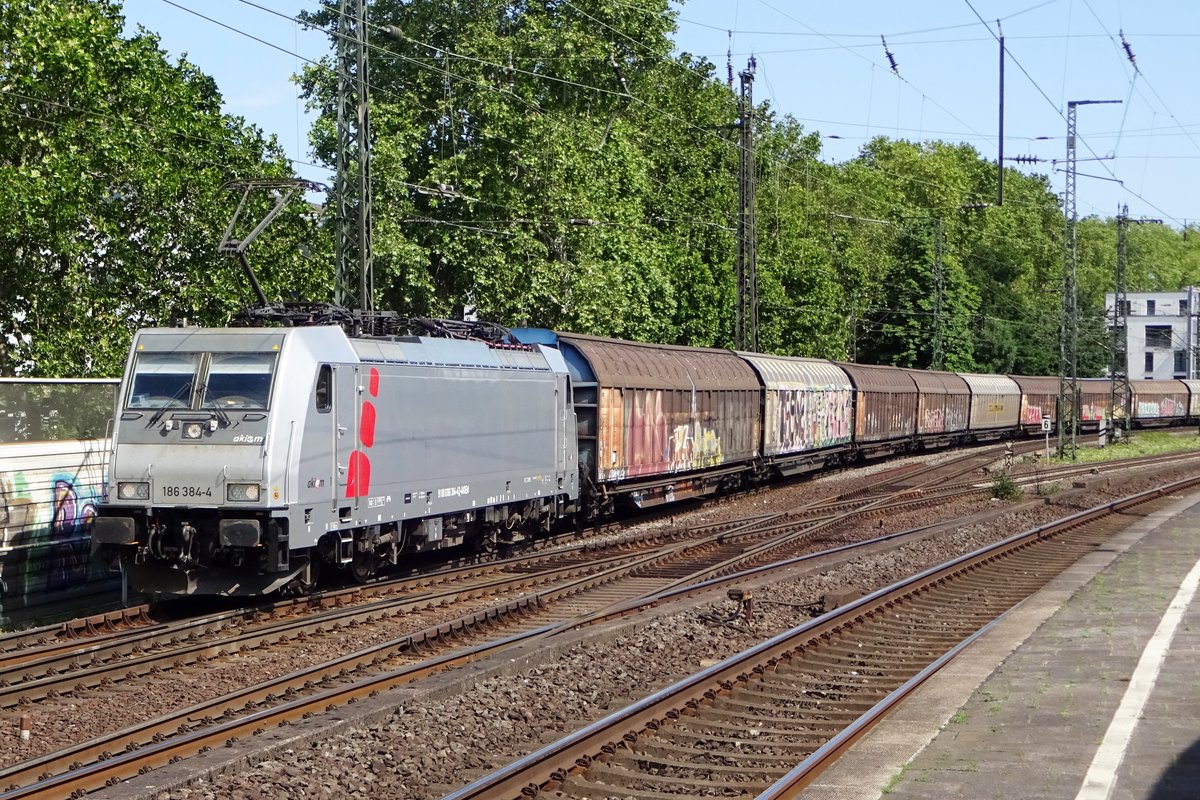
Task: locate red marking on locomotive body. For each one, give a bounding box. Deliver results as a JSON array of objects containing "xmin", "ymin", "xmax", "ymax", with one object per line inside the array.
[
  {"xmin": 359, "ymin": 401, "xmax": 376, "ymax": 448},
  {"xmin": 346, "ymin": 450, "xmax": 371, "ymax": 497},
  {"xmin": 347, "ymin": 368, "xmax": 382, "ymax": 497}
]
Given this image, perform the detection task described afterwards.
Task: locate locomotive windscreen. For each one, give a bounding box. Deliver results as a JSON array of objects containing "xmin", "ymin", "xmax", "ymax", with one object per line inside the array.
[
  {"xmin": 127, "ymin": 353, "xmax": 198, "ymax": 408},
  {"xmin": 201, "ymin": 353, "xmax": 276, "ymax": 410},
  {"xmin": 125, "ymin": 351, "xmax": 277, "ymax": 410}
]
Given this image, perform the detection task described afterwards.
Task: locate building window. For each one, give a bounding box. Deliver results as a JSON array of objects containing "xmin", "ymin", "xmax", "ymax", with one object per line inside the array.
[
  {"xmin": 1120, "ymin": 299, "xmax": 1132, "ymax": 316},
  {"xmin": 1145, "ymin": 325, "xmax": 1173, "ymax": 348},
  {"xmin": 1175, "ymin": 350, "xmax": 1187, "ymax": 374},
  {"xmin": 1181, "ymin": 299, "xmax": 1190, "ymax": 316},
  {"xmin": 1147, "ymin": 299, "xmax": 1156, "ymax": 315},
  {"xmin": 1144, "ymin": 352, "xmax": 1154, "ymax": 373}
]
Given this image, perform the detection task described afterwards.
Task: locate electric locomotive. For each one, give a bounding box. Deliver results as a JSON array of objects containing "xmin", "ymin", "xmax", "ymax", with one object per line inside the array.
[{"xmin": 91, "ymin": 322, "xmax": 578, "ymax": 595}]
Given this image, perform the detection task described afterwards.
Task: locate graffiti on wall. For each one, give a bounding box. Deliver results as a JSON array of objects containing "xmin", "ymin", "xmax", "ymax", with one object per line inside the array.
[
  {"xmin": 0, "ymin": 448, "xmax": 106, "ymax": 601},
  {"xmin": 46, "ymin": 478, "xmax": 96, "ymax": 590},
  {"xmin": 776, "ymin": 387, "xmax": 851, "ymax": 452}
]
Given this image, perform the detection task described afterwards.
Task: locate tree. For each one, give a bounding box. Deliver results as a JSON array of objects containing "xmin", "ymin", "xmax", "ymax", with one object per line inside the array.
[
  {"xmin": 301, "ymin": 0, "xmax": 752, "ymax": 343},
  {"xmin": 753, "ymin": 116, "xmax": 847, "ymax": 357},
  {"xmin": 0, "ymin": 0, "xmax": 324, "ymax": 376}
]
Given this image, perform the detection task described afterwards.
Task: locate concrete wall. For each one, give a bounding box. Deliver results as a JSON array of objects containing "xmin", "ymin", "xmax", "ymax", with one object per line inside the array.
[
  {"xmin": 0, "ymin": 380, "xmax": 119, "ymax": 628},
  {"xmin": 0, "ymin": 438, "xmax": 119, "ymax": 626}
]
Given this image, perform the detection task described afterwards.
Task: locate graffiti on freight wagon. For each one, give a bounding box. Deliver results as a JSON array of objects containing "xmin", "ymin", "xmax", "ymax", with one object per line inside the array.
[
  {"xmin": 777, "ymin": 387, "xmax": 852, "ymax": 451},
  {"xmin": 1137, "ymin": 397, "xmax": 1184, "ymax": 418},
  {"xmin": 598, "ymin": 388, "xmax": 729, "ymax": 479},
  {"xmin": 919, "ymin": 403, "xmax": 968, "ymax": 433}
]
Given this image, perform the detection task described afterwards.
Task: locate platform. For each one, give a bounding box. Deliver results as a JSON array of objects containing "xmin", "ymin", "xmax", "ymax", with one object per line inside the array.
[{"xmin": 805, "ymin": 488, "xmax": 1200, "ymax": 800}]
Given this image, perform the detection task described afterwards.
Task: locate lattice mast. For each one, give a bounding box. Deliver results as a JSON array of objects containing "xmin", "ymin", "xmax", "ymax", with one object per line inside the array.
[
  {"xmin": 1111, "ymin": 205, "xmax": 1131, "ymax": 438},
  {"xmin": 1058, "ymin": 102, "xmax": 1080, "ymax": 460},
  {"xmin": 1059, "ymin": 99, "xmax": 1120, "ymax": 459},
  {"xmin": 334, "ymin": 0, "xmax": 374, "ymax": 315},
  {"xmin": 735, "ymin": 58, "xmax": 759, "ymax": 352}
]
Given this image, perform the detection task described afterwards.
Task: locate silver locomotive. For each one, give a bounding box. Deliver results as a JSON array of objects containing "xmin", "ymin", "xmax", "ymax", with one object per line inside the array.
[{"xmin": 92, "ymin": 324, "xmax": 578, "ymax": 595}]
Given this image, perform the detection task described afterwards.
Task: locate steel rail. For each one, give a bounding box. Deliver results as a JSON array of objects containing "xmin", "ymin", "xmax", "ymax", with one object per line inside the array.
[
  {"xmin": 0, "ymin": 546, "xmax": 659, "ymax": 709},
  {"xmin": 439, "ymin": 473, "xmax": 1200, "ymax": 800},
  {"xmin": 0, "ymin": 446, "xmax": 1106, "ymax": 796},
  {"xmin": 0, "ymin": 508, "xmax": 751, "ymax": 678},
  {"xmin": 752, "ymin": 478, "xmax": 1198, "ymax": 798},
  {"xmin": 0, "ymin": 458, "xmax": 1019, "ymax": 796}
]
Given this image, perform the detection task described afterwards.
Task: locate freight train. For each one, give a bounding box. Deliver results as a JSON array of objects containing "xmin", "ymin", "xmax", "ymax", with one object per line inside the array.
[{"xmin": 90, "ymin": 318, "xmax": 1200, "ymax": 596}]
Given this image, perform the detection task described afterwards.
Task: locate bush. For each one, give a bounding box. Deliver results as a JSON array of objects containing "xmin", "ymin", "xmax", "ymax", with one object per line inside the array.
[{"xmin": 991, "ymin": 473, "xmax": 1023, "ymax": 501}]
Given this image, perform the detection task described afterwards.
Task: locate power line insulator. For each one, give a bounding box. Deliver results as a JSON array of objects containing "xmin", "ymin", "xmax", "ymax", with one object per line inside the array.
[
  {"xmin": 880, "ymin": 36, "xmax": 900, "ymax": 76},
  {"xmin": 1119, "ymin": 29, "xmax": 1138, "ymax": 72}
]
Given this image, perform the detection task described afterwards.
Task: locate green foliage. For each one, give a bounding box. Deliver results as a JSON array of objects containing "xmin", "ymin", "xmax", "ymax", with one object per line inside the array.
[
  {"xmin": 302, "ymin": 0, "xmax": 703, "ymax": 343},
  {"xmin": 1037, "ymin": 481, "xmax": 1062, "ymax": 497},
  {"xmin": 9, "ymin": 0, "xmax": 1200, "ymax": 378},
  {"xmin": 0, "ymin": 0, "xmax": 326, "ymax": 376},
  {"xmin": 991, "ymin": 472, "xmax": 1023, "ymax": 501},
  {"xmin": 1071, "ymin": 430, "xmax": 1200, "ymax": 463}
]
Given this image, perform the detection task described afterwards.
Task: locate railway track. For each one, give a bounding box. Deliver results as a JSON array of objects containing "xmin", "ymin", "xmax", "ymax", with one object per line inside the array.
[
  {"xmin": 0, "ymin": 443, "xmax": 1020, "ymax": 673},
  {"xmin": 441, "ymin": 474, "xmax": 1200, "ymax": 800},
  {"xmin": 0, "ymin": 445, "xmax": 1035, "ymax": 796},
  {"xmin": 0, "ymin": 441, "xmax": 1031, "ymax": 660},
  {"xmin": 1, "ymin": 444, "xmax": 1190, "ymax": 797},
  {"xmin": 0, "ymin": 441, "xmax": 1022, "ymax": 657},
  {"xmin": 0, "ymin": 521, "xmax": 928, "ymax": 795}
]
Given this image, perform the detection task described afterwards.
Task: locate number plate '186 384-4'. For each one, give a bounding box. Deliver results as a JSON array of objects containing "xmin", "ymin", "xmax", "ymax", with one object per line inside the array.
[{"xmin": 162, "ymin": 486, "xmax": 213, "ymax": 498}]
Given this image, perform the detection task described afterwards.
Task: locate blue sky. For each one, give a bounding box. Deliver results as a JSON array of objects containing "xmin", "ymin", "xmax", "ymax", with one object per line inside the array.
[{"xmin": 120, "ymin": 0, "xmax": 1200, "ymax": 225}]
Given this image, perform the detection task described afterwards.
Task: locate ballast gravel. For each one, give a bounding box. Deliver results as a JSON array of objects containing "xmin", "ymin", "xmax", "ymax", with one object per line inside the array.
[{"xmin": 142, "ymin": 464, "xmax": 1182, "ymax": 800}]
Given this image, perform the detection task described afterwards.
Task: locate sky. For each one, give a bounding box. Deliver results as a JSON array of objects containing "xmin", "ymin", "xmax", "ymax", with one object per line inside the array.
[{"xmin": 119, "ymin": 0, "xmax": 1200, "ymax": 226}]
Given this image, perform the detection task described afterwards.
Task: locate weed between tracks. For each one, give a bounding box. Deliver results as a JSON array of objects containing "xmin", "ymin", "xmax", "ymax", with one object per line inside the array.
[
  {"xmin": 991, "ymin": 473, "xmax": 1023, "ymax": 501},
  {"xmin": 881, "ymin": 761, "xmax": 912, "ymax": 793}
]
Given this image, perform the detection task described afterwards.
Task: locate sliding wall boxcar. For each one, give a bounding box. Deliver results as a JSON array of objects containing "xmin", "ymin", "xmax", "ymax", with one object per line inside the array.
[
  {"xmin": 738, "ymin": 354, "xmax": 853, "ymax": 463},
  {"xmin": 553, "ymin": 334, "xmax": 761, "ymax": 488},
  {"xmin": 1129, "ymin": 379, "xmax": 1189, "ymax": 424},
  {"xmin": 1010, "ymin": 375, "xmax": 1059, "ymax": 432},
  {"xmin": 904, "ymin": 369, "xmax": 970, "ymax": 437},
  {"xmin": 1179, "ymin": 379, "xmax": 1200, "ymax": 419},
  {"xmin": 837, "ymin": 363, "xmax": 918, "ymax": 446},
  {"xmin": 1079, "ymin": 378, "xmax": 1121, "ymax": 426},
  {"xmin": 959, "ymin": 372, "xmax": 1021, "ymax": 432}
]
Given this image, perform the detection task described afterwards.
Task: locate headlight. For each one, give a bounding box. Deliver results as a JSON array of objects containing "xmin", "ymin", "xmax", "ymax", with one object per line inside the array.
[
  {"xmin": 182, "ymin": 421, "xmax": 205, "ymax": 440},
  {"xmin": 117, "ymin": 481, "xmax": 150, "ymax": 500},
  {"xmin": 226, "ymin": 483, "xmax": 261, "ymax": 502}
]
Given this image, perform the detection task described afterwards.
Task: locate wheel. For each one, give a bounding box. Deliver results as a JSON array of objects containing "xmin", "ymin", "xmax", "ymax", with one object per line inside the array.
[{"xmin": 347, "ymin": 550, "xmax": 375, "ymax": 583}]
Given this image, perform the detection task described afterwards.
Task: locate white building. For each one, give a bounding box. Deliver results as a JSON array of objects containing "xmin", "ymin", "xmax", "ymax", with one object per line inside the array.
[{"xmin": 1105, "ymin": 288, "xmax": 1200, "ymax": 380}]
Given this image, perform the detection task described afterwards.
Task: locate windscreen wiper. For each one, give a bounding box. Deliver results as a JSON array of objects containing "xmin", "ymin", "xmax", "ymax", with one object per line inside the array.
[{"xmin": 146, "ymin": 381, "xmax": 194, "ymax": 428}]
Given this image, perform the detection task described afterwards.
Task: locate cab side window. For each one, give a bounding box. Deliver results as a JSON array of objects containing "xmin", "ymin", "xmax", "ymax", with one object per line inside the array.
[{"xmin": 315, "ymin": 365, "xmax": 332, "ymax": 413}]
